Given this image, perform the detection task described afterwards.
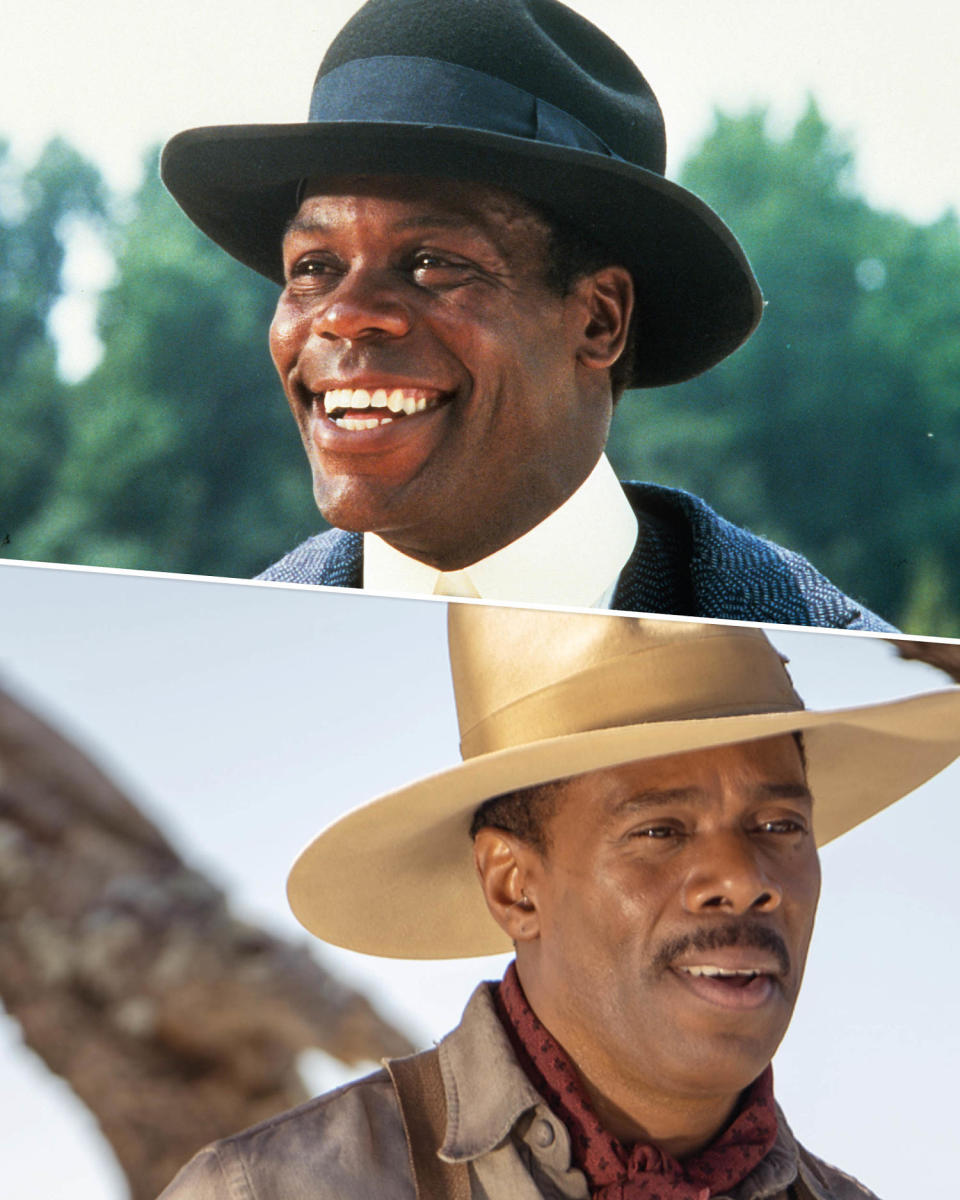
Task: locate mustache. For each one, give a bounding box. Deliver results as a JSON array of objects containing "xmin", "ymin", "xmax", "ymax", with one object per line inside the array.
[{"xmin": 653, "ymin": 919, "xmax": 791, "ymax": 977}]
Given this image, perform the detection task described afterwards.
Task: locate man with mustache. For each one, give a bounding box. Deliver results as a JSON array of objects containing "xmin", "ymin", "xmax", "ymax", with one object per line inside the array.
[
  {"xmin": 160, "ymin": 607, "xmax": 960, "ymax": 1198},
  {"xmin": 161, "ymin": 0, "xmax": 891, "ymax": 628}
]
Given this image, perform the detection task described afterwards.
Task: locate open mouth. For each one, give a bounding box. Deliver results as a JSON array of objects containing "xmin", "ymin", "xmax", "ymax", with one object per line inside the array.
[
  {"xmin": 677, "ymin": 966, "xmax": 768, "ymax": 988},
  {"xmin": 670, "ymin": 962, "xmax": 780, "ymax": 1009},
  {"xmin": 318, "ymin": 387, "xmax": 450, "ymax": 430}
]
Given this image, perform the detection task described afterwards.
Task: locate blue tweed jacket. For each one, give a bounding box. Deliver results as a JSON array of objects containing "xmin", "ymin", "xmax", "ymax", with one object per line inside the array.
[{"xmin": 256, "ymin": 482, "xmax": 894, "ymax": 632}]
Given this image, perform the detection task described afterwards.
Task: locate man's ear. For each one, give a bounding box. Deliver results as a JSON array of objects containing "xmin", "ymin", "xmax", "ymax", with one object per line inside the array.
[
  {"xmin": 473, "ymin": 828, "xmax": 542, "ymax": 944},
  {"xmin": 574, "ymin": 265, "xmax": 634, "ymax": 371}
]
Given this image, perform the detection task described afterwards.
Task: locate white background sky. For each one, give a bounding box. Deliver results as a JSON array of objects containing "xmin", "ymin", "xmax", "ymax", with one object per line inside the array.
[
  {"xmin": 3, "ymin": 1, "xmax": 960, "ymax": 377},
  {"xmin": 1, "ymin": 560, "xmax": 959, "ymax": 1198}
]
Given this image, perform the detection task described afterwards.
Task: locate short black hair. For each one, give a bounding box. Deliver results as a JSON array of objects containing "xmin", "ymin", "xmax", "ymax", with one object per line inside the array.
[
  {"xmin": 533, "ymin": 204, "xmax": 637, "ymax": 401},
  {"xmin": 469, "ymin": 733, "xmax": 809, "ymax": 853},
  {"xmin": 469, "ymin": 779, "xmax": 563, "ymax": 856}
]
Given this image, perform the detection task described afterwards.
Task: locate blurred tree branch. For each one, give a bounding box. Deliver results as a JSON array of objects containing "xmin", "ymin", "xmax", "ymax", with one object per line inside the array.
[
  {"xmin": 0, "ymin": 683, "xmax": 415, "ymax": 1199},
  {"xmin": 892, "ymin": 637, "xmax": 960, "ymax": 684}
]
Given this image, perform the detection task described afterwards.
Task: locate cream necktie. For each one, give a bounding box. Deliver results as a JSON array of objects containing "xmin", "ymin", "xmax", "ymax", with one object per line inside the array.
[{"xmin": 433, "ymin": 570, "xmax": 480, "ymax": 598}]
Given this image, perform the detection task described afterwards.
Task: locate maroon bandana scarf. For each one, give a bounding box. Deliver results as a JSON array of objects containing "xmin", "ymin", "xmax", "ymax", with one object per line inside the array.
[{"xmin": 495, "ymin": 962, "xmax": 777, "ymax": 1200}]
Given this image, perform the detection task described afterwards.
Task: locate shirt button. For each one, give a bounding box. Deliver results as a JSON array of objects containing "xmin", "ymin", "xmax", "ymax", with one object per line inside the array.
[{"xmin": 532, "ymin": 1119, "xmax": 555, "ymax": 1148}]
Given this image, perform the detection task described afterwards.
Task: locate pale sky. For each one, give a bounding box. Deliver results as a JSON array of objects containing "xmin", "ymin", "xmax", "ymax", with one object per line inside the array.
[{"xmin": 1, "ymin": 560, "xmax": 959, "ymax": 1198}]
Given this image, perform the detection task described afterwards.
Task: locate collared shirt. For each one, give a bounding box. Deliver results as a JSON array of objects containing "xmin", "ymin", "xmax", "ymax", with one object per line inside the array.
[
  {"xmin": 158, "ymin": 982, "xmax": 874, "ymax": 1200},
  {"xmin": 257, "ymin": 482, "xmax": 894, "ymax": 631},
  {"xmin": 362, "ymin": 454, "xmax": 638, "ymax": 607}
]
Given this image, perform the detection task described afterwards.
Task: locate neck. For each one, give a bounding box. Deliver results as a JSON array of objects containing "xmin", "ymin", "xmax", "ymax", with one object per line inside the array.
[
  {"xmin": 378, "ymin": 472, "xmax": 587, "ymax": 571},
  {"xmin": 376, "ymin": 442, "xmax": 611, "ymax": 571},
  {"xmin": 571, "ymin": 1066, "xmax": 740, "ymax": 1159}
]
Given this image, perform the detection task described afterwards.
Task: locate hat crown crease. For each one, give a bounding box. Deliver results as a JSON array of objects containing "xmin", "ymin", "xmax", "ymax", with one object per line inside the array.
[{"xmin": 318, "ymin": 0, "xmax": 667, "ymax": 171}]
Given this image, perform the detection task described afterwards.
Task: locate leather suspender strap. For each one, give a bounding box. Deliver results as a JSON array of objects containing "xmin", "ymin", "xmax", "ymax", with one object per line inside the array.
[{"xmin": 385, "ymin": 1049, "xmax": 472, "ymax": 1200}]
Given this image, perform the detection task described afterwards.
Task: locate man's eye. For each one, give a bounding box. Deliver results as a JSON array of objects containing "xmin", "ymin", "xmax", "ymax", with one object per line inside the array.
[
  {"xmin": 288, "ymin": 256, "xmax": 339, "ymax": 281},
  {"xmin": 410, "ymin": 252, "xmax": 471, "ymax": 283},
  {"xmin": 632, "ymin": 825, "xmax": 681, "ymax": 839},
  {"xmin": 757, "ymin": 817, "xmax": 807, "ymax": 835}
]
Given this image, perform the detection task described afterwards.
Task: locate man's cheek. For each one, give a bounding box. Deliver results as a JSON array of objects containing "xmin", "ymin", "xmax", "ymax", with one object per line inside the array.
[{"xmin": 269, "ymin": 306, "xmax": 300, "ymax": 375}]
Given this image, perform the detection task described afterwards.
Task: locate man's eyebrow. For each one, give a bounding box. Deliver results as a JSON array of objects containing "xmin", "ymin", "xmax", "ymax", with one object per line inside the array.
[
  {"xmin": 282, "ymin": 212, "xmax": 487, "ymax": 239},
  {"xmin": 608, "ymin": 781, "xmax": 814, "ymax": 816},
  {"xmin": 390, "ymin": 213, "xmax": 479, "ymax": 232},
  {"xmin": 283, "ymin": 214, "xmax": 329, "ymax": 238},
  {"xmin": 610, "ymin": 788, "xmax": 705, "ymax": 815},
  {"xmin": 761, "ymin": 782, "xmax": 814, "ymax": 804}
]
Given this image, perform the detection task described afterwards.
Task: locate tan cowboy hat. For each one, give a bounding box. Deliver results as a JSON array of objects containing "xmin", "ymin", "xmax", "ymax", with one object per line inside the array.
[{"xmin": 288, "ymin": 608, "xmax": 960, "ymax": 958}]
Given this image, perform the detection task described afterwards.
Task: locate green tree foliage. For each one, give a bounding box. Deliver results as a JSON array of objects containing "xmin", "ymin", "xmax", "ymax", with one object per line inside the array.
[
  {"xmin": 0, "ymin": 138, "xmax": 105, "ymax": 551},
  {"xmin": 15, "ymin": 153, "xmax": 318, "ymax": 576},
  {"xmin": 608, "ymin": 100, "xmax": 960, "ymax": 634}
]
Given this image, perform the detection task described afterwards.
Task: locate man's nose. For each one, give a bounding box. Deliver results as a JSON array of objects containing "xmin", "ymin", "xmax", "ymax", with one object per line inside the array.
[
  {"xmin": 680, "ymin": 831, "xmax": 782, "ymax": 915},
  {"xmin": 310, "ymin": 268, "xmax": 413, "ymax": 342}
]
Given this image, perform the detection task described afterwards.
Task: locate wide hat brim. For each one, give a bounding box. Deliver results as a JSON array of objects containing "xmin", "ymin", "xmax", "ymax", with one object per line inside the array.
[
  {"xmin": 287, "ymin": 688, "xmax": 960, "ymax": 959},
  {"xmin": 160, "ymin": 120, "xmax": 762, "ymax": 388}
]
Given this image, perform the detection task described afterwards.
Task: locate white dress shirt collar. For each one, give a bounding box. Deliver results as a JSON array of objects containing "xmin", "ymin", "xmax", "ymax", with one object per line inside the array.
[{"xmin": 362, "ymin": 454, "xmax": 638, "ymax": 608}]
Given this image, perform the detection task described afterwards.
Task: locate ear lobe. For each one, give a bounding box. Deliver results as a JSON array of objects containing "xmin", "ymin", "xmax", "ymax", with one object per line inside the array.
[
  {"xmin": 575, "ymin": 265, "xmax": 634, "ymax": 371},
  {"xmin": 473, "ymin": 828, "xmax": 542, "ymax": 943}
]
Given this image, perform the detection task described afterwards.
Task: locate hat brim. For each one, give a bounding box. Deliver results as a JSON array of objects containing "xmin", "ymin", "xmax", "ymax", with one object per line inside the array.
[
  {"xmin": 160, "ymin": 121, "xmax": 762, "ymax": 387},
  {"xmin": 287, "ymin": 688, "xmax": 960, "ymax": 959}
]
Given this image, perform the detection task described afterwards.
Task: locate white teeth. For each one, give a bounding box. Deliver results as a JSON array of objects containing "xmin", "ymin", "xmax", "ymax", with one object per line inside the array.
[
  {"xmin": 323, "ymin": 389, "xmax": 347, "ymax": 413},
  {"xmin": 320, "ymin": 387, "xmax": 445, "ymax": 422},
  {"xmin": 680, "ymin": 966, "xmax": 762, "ymax": 978},
  {"xmin": 334, "ymin": 416, "xmax": 395, "ymax": 431},
  {"xmin": 324, "ymin": 387, "xmax": 373, "ymax": 412}
]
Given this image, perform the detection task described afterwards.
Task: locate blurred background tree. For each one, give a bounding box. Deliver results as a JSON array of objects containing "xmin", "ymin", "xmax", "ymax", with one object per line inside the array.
[
  {"xmin": 2, "ymin": 104, "xmax": 959, "ymax": 631},
  {"xmin": 2, "ymin": 148, "xmax": 318, "ymax": 578},
  {"xmin": 0, "ymin": 677, "xmax": 414, "ymax": 1199},
  {"xmin": 0, "ymin": 138, "xmax": 105, "ymax": 556},
  {"xmin": 608, "ymin": 100, "xmax": 960, "ymax": 634}
]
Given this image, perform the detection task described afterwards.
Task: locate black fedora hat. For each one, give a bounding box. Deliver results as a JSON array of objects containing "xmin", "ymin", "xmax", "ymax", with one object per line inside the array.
[{"xmin": 161, "ymin": 0, "xmax": 762, "ymax": 387}]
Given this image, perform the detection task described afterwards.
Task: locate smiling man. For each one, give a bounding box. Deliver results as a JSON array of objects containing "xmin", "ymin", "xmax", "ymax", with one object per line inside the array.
[
  {"xmin": 161, "ymin": 0, "xmax": 892, "ymax": 628},
  {"xmin": 269, "ymin": 175, "xmax": 627, "ymax": 570},
  {"xmin": 159, "ymin": 607, "xmax": 960, "ymax": 1199}
]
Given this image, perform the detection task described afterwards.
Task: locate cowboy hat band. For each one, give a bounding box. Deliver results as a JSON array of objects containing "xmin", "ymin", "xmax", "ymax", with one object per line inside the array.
[
  {"xmin": 287, "ymin": 610, "xmax": 960, "ymax": 959},
  {"xmin": 457, "ymin": 626, "xmax": 804, "ymax": 758},
  {"xmin": 160, "ymin": 0, "xmax": 763, "ymax": 387}
]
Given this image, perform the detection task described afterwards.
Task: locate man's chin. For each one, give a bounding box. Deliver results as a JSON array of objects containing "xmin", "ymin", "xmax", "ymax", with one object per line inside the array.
[
  {"xmin": 312, "ymin": 477, "xmax": 443, "ymax": 558},
  {"xmin": 683, "ymin": 1027, "xmax": 791, "ymax": 1099},
  {"xmin": 653, "ymin": 1000, "xmax": 793, "ymax": 1097},
  {"xmin": 656, "ymin": 1038, "xmax": 778, "ymax": 1103},
  {"xmin": 312, "ymin": 484, "xmax": 387, "ymax": 536}
]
